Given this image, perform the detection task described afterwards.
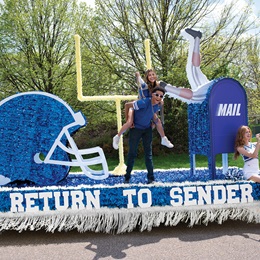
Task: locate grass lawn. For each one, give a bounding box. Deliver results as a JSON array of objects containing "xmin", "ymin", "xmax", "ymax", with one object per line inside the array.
[
  {"xmin": 70, "ymin": 137, "xmax": 258, "ymax": 173},
  {"xmin": 70, "ymin": 152, "xmax": 244, "ymax": 172}
]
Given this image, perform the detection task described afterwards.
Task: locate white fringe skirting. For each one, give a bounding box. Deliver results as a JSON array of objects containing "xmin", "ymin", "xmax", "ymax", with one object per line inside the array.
[{"xmin": 1, "ymin": 202, "xmax": 259, "ymax": 234}]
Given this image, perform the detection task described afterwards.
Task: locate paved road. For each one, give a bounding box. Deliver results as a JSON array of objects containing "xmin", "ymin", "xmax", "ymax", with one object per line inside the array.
[{"xmin": 0, "ymin": 220, "xmax": 259, "ymax": 260}]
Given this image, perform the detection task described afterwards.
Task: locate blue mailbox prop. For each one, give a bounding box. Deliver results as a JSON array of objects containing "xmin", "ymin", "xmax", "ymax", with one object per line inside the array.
[{"xmin": 188, "ymin": 77, "xmax": 248, "ymax": 179}]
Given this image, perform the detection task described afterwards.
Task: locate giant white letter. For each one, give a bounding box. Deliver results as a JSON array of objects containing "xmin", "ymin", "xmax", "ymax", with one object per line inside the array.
[
  {"xmin": 10, "ymin": 193, "xmax": 24, "ymax": 213},
  {"xmin": 25, "ymin": 193, "xmax": 39, "ymax": 212},
  {"xmin": 226, "ymin": 184, "xmax": 240, "ymax": 204},
  {"xmin": 240, "ymin": 184, "xmax": 253, "ymax": 203},
  {"xmin": 85, "ymin": 190, "xmax": 100, "ymax": 209},
  {"xmin": 170, "ymin": 187, "xmax": 183, "ymax": 206},
  {"xmin": 54, "ymin": 191, "xmax": 70, "ymax": 210},
  {"xmin": 71, "ymin": 190, "xmax": 85, "ymax": 210},
  {"xmin": 123, "ymin": 189, "xmax": 137, "ymax": 209},
  {"xmin": 138, "ymin": 188, "xmax": 152, "ymax": 208},
  {"xmin": 213, "ymin": 185, "xmax": 226, "ymax": 205},
  {"xmin": 39, "ymin": 192, "xmax": 53, "ymax": 211}
]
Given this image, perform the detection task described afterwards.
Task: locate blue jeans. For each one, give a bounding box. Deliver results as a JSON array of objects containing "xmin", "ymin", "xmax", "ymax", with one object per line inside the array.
[{"xmin": 125, "ymin": 127, "xmax": 154, "ymax": 182}]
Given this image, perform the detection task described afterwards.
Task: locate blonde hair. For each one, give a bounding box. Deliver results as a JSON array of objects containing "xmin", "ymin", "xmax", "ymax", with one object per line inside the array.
[{"xmin": 234, "ymin": 125, "xmax": 252, "ymax": 159}]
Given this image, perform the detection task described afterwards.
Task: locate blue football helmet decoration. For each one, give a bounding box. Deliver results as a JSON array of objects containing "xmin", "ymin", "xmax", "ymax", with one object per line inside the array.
[{"xmin": 0, "ymin": 92, "xmax": 109, "ymax": 186}]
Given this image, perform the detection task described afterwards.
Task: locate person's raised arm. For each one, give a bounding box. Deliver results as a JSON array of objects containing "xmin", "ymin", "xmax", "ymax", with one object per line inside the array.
[
  {"xmin": 135, "ymin": 72, "xmax": 144, "ymax": 87},
  {"xmin": 237, "ymin": 133, "xmax": 260, "ymax": 158}
]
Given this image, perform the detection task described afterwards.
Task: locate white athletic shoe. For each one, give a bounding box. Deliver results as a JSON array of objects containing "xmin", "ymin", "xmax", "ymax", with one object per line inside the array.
[
  {"xmin": 161, "ymin": 136, "xmax": 174, "ymax": 148},
  {"xmin": 113, "ymin": 134, "xmax": 120, "ymax": 150}
]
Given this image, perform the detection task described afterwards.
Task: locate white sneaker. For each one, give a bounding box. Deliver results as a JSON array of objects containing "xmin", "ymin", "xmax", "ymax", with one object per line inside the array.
[
  {"xmin": 161, "ymin": 136, "xmax": 174, "ymax": 148},
  {"xmin": 113, "ymin": 135, "xmax": 120, "ymax": 150}
]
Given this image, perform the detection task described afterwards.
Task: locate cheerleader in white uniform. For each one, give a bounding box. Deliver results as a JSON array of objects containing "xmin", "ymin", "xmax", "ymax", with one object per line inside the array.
[{"xmin": 234, "ymin": 125, "xmax": 260, "ymax": 183}]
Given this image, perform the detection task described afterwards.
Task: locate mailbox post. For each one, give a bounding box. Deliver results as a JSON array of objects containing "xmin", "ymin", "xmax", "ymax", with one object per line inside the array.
[{"xmin": 188, "ymin": 77, "xmax": 248, "ymax": 179}]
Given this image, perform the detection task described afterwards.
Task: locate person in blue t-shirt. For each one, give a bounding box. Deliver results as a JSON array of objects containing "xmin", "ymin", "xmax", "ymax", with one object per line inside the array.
[
  {"xmin": 124, "ymin": 86, "xmax": 166, "ymax": 184},
  {"xmin": 113, "ymin": 69, "xmax": 173, "ymax": 150}
]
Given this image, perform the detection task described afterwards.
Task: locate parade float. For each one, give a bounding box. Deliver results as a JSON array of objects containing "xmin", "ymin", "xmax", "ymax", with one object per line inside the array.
[{"xmin": 0, "ymin": 30, "xmax": 259, "ymax": 234}]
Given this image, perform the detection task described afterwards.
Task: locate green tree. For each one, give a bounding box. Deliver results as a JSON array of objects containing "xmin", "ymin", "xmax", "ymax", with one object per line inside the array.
[
  {"xmin": 83, "ymin": 0, "xmax": 258, "ymax": 82},
  {"xmin": 0, "ymin": 0, "xmax": 78, "ymax": 98},
  {"xmin": 239, "ymin": 37, "xmax": 260, "ymax": 125},
  {"xmin": 77, "ymin": 0, "xmax": 259, "ymax": 153}
]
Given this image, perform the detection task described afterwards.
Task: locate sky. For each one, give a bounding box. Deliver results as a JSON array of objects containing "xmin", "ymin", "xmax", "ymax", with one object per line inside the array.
[{"xmin": 253, "ymin": 0, "xmax": 260, "ymax": 14}]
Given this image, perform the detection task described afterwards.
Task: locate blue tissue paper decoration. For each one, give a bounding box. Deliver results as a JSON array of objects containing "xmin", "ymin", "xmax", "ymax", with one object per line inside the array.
[
  {"xmin": 225, "ymin": 167, "xmax": 244, "ymax": 181},
  {"xmin": 0, "ymin": 92, "xmax": 85, "ymax": 186}
]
